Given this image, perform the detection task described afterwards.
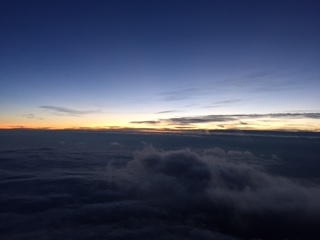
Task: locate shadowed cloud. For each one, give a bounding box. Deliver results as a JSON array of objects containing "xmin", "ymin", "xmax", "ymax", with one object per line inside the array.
[
  {"xmin": 167, "ymin": 115, "xmax": 235, "ymax": 124},
  {"xmin": 130, "ymin": 120, "xmax": 160, "ymax": 125},
  {"xmin": 1, "ymin": 131, "xmax": 320, "ymax": 239},
  {"xmin": 131, "ymin": 112, "xmax": 320, "ymax": 125},
  {"xmin": 107, "ymin": 146, "xmax": 320, "ymax": 239}
]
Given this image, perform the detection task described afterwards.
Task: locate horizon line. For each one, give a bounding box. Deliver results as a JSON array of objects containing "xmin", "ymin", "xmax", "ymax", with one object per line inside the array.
[{"xmin": 1, "ymin": 127, "xmax": 319, "ymax": 134}]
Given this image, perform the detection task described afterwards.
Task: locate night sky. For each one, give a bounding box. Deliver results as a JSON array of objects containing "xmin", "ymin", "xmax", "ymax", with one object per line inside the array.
[{"xmin": 1, "ymin": 0, "xmax": 320, "ymax": 131}]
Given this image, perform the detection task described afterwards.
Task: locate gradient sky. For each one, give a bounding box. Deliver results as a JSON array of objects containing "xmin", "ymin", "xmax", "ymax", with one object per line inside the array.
[{"xmin": 1, "ymin": 0, "xmax": 320, "ymax": 131}]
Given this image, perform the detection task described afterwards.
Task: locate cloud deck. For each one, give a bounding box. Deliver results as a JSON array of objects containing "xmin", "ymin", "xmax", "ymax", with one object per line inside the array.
[{"xmin": 0, "ymin": 130, "xmax": 320, "ymax": 239}]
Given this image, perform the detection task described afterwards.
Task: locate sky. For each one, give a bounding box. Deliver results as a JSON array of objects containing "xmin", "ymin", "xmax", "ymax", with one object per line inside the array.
[{"xmin": 1, "ymin": 0, "xmax": 320, "ymax": 131}]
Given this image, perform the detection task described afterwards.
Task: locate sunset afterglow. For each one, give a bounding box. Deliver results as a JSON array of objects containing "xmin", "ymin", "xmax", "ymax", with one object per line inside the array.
[{"xmin": 1, "ymin": 1, "xmax": 319, "ymax": 132}]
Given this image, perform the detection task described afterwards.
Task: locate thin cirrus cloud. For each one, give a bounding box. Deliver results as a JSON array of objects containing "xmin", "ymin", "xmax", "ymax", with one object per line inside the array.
[
  {"xmin": 40, "ymin": 106, "xmax": 100, "ymax": 116},
  {"xmin": 231, "ymin": 70, "xmax": 292, "ymax": 90},
  {"xmin": 159, "ymin": 88, "xmax": 206, "ymax": 101},
  {"xmin": 131, "ymin": 112, "xmax": 320, "ymax": 125},
  {"xmin": 203, "ymin": 99, "xmax": 243, "ymax": 108},
  {"xmin": 23, "ymin": 113, "xmax": 43, "ymax": 120},
  {"xmin": 155, "ymin": 110, "xmax": 181, "ymax": 114},
  {"xmin": 158, "ymin": 73, "xmax": 290, "ymax": 104}
]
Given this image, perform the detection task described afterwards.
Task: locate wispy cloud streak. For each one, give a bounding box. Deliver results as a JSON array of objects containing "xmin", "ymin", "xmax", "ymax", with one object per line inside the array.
[
  {"xmin": 203, "ymin": 99, "xmax": 243, "ymax": 108},
  {"xmin": 130, "ymin": 120, "xmax": 160, "ymax": 124},
  {"xmin": 23, "ymin": 113, "xmax": 43, "ymax": 120},
  {"xmin": 40, "ymin": 106, "xmax": 99, "ymax": 116},
  {"xmin": 156, "ymin": 110, "xmax": 180, "ymax": 114},
  {"xmin": 159, "ymin": 88, "xmax": 199, "ymax": 101}
]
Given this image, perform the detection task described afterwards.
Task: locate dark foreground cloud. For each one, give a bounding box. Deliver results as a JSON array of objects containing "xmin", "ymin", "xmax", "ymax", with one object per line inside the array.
[
  {"xmin": 1, "ymin": 139, "xmax": 320, "ymax": 240},
  {"xmin": 0, "ymin": 147, "xmax": 238, "ymax": 240},
  {"xmin": 107, "ymin": 146, "xmax": 320, "ymax": 239}
]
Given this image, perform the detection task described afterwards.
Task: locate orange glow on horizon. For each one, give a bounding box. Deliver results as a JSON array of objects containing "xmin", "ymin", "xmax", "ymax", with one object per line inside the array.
[
  {"xmin": 1, "ymin": 113, "xmax": 319, "ymax": 132},
  {"xmin": 0, "ymin": 121, "xmax": 319, "ymax": 132}
]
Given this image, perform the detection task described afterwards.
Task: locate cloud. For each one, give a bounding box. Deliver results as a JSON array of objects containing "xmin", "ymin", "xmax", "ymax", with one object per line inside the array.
[
  {"xmin": 159, "ymin": 88, "xmax": 197, "ymax": 101},
  {"xmin": 130, "ymin": 120, "xmax": 160, "ymax": 124},
  {"xmin": 1, "ymin": 132, "xmax": 320, "ymax": 240},
  {"xmin": 270, "ymin": 112, "xmax": 320, "ymax": 119},
  {"xmin": 40, "ymin": 106, "xmax": 99, "ymax": 116},
  {"xmin": 166, "ymin": 115, "xmax": 236, "ymax": 124},
  {"xmin": 0, "ymin": 146, "xmax": 239, "ymax": 240},
  {"xmin": 231, "ymin": 70, "xmax": 294, "ymax": 93},
  {"xmin": 156, "ymin": 110, "xmax": 180, "ymax": 114},
  {"xmin": 107, "ymin": 146, "xmax": 320, "ymax": 239},
  {"xmin": 23, "ymin": 113, "xmax": 43, "ymax": 120},
  {"xmin": 214, "ymin": 99, "xmax": 243, "ymax": 105},
  {"xmin": 159, "ymin": 88, "xmax": 207, "ymax": 101},
  {"xmin": 203, "ymin": 99, "xmax": 243, "ymax": 108},
  {"xmin": 131, "ymin": 112, "xmax": 320, "ymax": 125}
]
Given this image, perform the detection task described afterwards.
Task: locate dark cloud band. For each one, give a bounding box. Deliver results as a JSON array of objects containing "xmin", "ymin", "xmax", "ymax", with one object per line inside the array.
[{"xmin": 131, "ymin": 112, "xmax": 320, "ymax": 125}]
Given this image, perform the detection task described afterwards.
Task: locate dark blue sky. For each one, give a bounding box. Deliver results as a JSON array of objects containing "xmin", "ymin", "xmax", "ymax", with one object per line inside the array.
[{"xmin": 1, "ymin": 0, "xmax": 320, "ymax": 130}]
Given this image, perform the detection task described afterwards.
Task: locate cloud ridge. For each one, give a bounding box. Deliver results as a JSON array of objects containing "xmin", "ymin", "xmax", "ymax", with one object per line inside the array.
[{"xmin": 107, "ymin": 146, "xmax": 320, "ymax": 239}]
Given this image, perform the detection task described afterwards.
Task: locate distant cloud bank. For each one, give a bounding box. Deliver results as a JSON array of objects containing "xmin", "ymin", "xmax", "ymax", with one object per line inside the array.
[{"xmin": 131, "ymin": 112, "xmax": 320, "ymax": 125}]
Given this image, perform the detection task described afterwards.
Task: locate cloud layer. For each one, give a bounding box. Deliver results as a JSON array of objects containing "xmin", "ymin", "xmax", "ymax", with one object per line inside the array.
[
  {"xmin": 1, "ymin": 131, "xmax": 320, "ymax": 240},
  {"xmin": 131, "ymin": 112, "xmax": 320, "ymax": 125},
  {"xmin": 108, "ymin": 146, "xmax": 320, "ymax": 239},
  {"xmin": 0, "ymin": 147, "xmax": 239, "ymax": 240}
]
